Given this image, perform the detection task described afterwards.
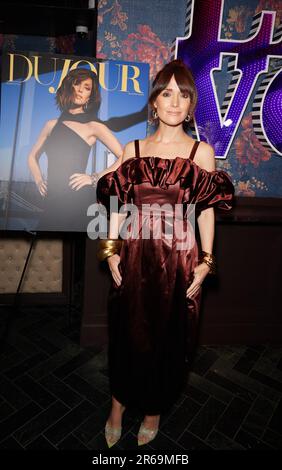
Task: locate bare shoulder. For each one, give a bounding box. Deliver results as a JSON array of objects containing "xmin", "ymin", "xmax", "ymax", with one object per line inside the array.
[
  {"xmin": 89, "ymin": 121, "xmax": 110, "ymax": 135},
  {"xmin": 90, "ymin": 121, "xmax": 107, "ymax": 133},
  {"xmin": 194, "ymin": 141, "xmax": 216, "ymax": 171},
  {"xmin": 45, "ymin": 119, "xmax": 58, "ymax": 134},
  {"xmin": 90, "ymin": 120, "xmax": 104, "ymax": 129},
  {"xmin": 122, "ymin": 140, "xmax": 137, "ymax": 162}
]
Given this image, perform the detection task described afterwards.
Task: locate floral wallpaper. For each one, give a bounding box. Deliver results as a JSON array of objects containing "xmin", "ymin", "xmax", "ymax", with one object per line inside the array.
[
  {"xmin": 96, "ymin": 0, "xmax": 186, "ymax": 78},
  {"xmin": 0, "ymin": 0, "xmax": 281, "ymax": 198},
  {"xmin": 96, "ymin": 0, "xmax": 282, "ymax": 199}
]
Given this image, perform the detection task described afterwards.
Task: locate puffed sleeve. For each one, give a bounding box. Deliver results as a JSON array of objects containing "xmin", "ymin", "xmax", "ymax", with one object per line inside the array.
[
  {"xmin": 191, "ymin": 167, "xmax": 235, "ymax": 213},
  {"xmin": 96, "ymin": 167, "xmax": 133, "ymax": 219}
]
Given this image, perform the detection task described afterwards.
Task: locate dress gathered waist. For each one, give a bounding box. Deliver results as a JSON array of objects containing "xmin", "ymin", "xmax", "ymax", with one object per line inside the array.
[{"xmin": 134, "ymin": 204, "xmax": 188, "ymax": 221}]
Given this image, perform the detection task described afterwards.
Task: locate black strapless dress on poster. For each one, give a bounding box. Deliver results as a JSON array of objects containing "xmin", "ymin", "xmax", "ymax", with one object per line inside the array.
[
  {"xmin": 97, "ymin": 139, "xmax": 234, "ymax": 415},
  {"xmin": 38, "ymin": 119, "xmax": 95, "ymax": 232}
]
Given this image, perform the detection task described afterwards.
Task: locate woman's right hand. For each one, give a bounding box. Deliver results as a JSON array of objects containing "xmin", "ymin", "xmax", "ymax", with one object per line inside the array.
[
  {"xmin": 36, "ymin": 178, "xmax": 47, "ymax": 197},
  {"xmin": 107, "ymin": 253, "xmax": 122, "ymax": 287}
]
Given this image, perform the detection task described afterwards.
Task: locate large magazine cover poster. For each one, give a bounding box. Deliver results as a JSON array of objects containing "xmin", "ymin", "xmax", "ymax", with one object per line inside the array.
[{"xmin": 0, "ymin": 52, "xmax": 149, "ymax": 232}]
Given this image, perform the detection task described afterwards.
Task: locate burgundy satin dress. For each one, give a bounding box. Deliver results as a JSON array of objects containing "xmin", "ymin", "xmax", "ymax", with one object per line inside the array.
[{"xmin": 97, "ymin": 139, "xmax": 234, "ymax": 415}]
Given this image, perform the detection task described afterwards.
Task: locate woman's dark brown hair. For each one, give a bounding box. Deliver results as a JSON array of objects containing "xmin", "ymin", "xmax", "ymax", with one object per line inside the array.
[
  {"xmin": 56, "ymin": 68, "xmax": 101, "ymax": 114},
  {"xmin": 149, "ymin": 59, "xmax": 197, "ymax": 125}
]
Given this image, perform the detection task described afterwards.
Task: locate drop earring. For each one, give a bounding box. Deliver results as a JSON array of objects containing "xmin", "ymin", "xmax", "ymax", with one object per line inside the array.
[{"xmin": 152, "ymin": 109, "xmax": 158, "ymax": 119}]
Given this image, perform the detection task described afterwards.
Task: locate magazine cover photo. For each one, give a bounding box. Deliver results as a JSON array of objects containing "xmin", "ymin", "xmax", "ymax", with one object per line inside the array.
[{"xmin": 0, "ymin": 51, "xmax": 149, "ymax": 232}]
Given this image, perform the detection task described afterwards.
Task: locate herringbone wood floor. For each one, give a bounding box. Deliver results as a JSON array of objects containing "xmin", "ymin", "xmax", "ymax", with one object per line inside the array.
[{"xmin": 1, "ymin": 302, "xmax": 282, "ymax": 450}]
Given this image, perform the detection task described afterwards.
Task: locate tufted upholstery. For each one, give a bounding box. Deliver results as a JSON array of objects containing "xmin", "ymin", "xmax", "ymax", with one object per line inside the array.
[{"xmin": 0, "ymin": 239, "xmax": 63, "ymax": 293}]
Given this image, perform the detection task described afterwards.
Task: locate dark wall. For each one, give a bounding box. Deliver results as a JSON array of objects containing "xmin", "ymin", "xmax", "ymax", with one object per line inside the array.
[{"xmin": 81, "ymin": 197, "xmax": 282, "ymax": 348}]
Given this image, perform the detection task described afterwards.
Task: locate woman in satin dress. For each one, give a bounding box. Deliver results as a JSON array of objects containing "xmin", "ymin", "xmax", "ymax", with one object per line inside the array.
[{"xmin": 96, "ymin": 59, "xmax": 234, "ymax": 447}]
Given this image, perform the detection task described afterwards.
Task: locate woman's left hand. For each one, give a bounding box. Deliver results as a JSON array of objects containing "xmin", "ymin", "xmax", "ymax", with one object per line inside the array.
[
  {"xmin": 69, "ymin": 173, "xmax": 92, "ymax": 190},
  {"xmin": 186, "ymin": 262, "xmax": 210, "ymax": 299}
]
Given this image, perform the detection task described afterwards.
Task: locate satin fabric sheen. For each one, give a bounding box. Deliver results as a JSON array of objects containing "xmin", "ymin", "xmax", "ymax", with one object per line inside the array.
[{"xmin": 97, "ymin": 155, "xmax": 234, "ymax": 414}]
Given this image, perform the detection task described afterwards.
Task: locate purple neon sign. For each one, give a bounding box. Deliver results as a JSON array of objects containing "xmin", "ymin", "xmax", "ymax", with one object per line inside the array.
[{"xmin": 175, "ymin": 0, "xmax": 282, "ymax": 157}]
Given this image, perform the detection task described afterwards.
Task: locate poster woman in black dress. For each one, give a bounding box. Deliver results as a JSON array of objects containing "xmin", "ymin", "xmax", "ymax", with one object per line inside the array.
[
  {"xmin": 28, "ymin": 68, "xmax": 123, "ymax": 231},
  {"xmin": 97, "ymin": 60, "xmax": 234, "ymax": 447}
]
